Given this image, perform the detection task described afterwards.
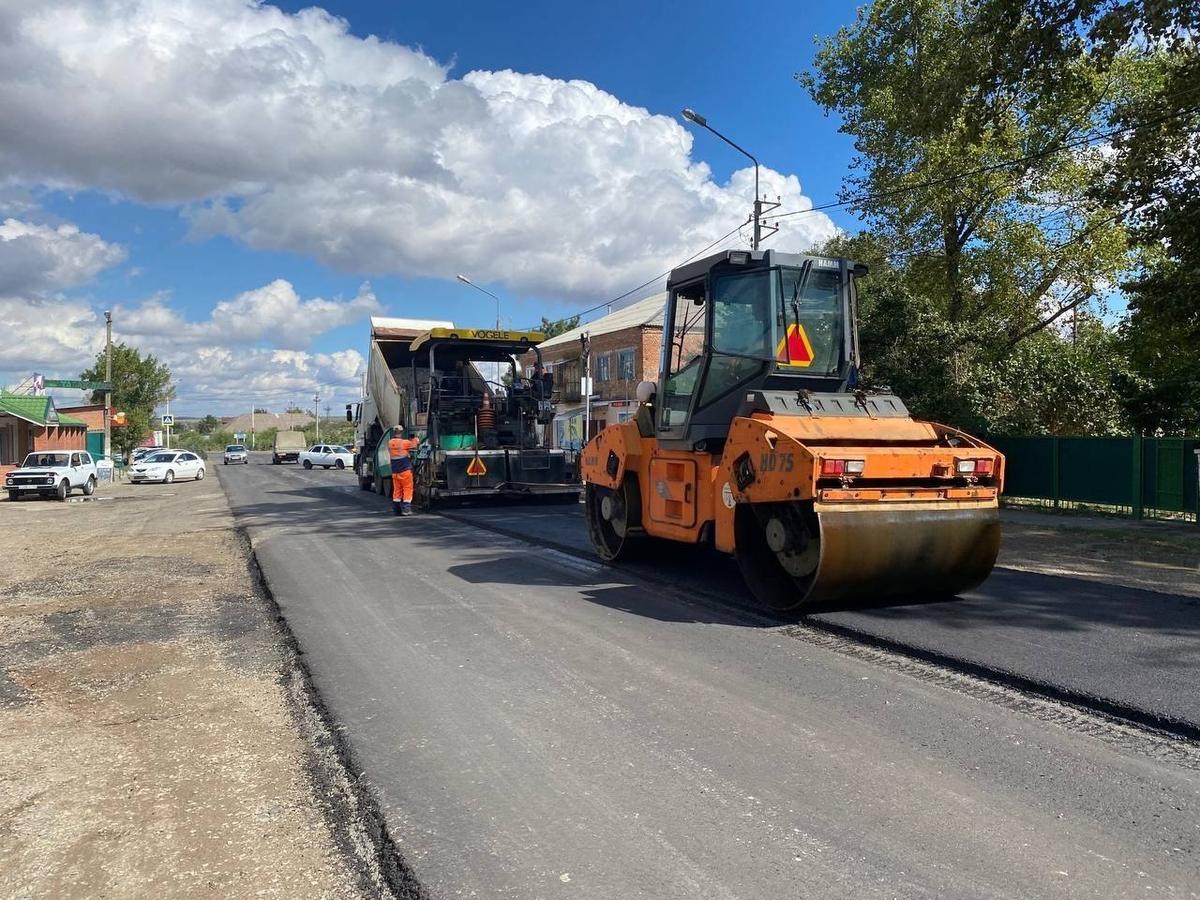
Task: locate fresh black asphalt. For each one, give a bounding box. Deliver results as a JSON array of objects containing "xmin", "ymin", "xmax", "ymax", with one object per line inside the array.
[
  {"xmin": 445, "ymin": 500, "xmax": 1200, "ymax": 735},
  {"xmin": 217, "ymin": 457, "xmax": 1200, "ymax": 898}
]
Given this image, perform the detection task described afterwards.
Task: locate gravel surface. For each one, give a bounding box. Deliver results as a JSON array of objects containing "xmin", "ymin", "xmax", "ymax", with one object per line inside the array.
[{"xmin": 0, "ymin": 475, "xmax": 393, "ymax": 899}]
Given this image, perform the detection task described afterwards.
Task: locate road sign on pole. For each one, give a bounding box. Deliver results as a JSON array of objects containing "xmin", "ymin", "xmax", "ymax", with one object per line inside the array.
[{"xmin": 160, "ymin": 414, "xmax": 174, "ymax": 427}]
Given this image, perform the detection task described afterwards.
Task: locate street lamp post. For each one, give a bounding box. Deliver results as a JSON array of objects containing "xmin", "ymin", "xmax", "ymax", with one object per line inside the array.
[
  {"xmin": 103, "ymin": 310, "xmax": 112, "ymax": 459},
  {"xmin": 681, "ymin": 108, "xmax": 778, "ymax": 250},
  {"xmin": 455, "ymin": 274, "xmax": 501, "ymax": 330}
]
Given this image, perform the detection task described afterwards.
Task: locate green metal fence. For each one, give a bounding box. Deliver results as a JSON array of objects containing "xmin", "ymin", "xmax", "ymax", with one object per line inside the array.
[{"xmin": 988, "ymin": 436, "xmax": 1199, "ymax": 522}]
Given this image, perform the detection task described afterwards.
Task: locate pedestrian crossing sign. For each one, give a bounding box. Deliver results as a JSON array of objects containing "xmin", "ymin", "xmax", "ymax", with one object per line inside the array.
[{"xmin": 466, "ymin": 456, "xmax": 488, "ymax": 477}]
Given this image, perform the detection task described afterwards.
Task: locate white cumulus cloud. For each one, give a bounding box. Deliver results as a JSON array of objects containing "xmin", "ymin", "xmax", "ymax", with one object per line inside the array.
[
  {"xmin": 0, "ymin": 0, "xmax": 837, "ymax": 300},
  {"xmin": 0, "ymin": 218, "xmax": 126, "ymax": 295},
  {"xmin": 116, "ymin": 279, "xmax": 381, "ymax": 350}
]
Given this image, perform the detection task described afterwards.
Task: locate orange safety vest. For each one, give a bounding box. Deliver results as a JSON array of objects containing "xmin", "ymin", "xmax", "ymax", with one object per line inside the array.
[{"xmin": 388, "ymin": 434, "xmax": 420, "ymax": 472}]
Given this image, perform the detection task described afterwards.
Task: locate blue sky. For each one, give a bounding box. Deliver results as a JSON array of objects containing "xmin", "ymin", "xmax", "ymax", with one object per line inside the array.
[{"xmin": 1, "ymin": 0, "xmax": 863, "ymax": 414}]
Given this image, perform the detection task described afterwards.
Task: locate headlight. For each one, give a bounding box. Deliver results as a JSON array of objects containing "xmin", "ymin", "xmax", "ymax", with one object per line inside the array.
[
  {"xmin": 5, "ymin": 476, "xmax": 12, "ymax": 485},
  {"xmin": 45, "ymin": 477, "xmax": 54, "ymax": 484}
]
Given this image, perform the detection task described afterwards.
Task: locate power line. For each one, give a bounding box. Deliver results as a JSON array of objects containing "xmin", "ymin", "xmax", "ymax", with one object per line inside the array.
[{"xmin": 540, "ymin": 216, "xmax": 752, "ymax": 333}]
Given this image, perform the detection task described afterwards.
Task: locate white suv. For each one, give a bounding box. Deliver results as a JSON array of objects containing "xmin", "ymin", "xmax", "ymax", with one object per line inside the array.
[{"xmin": 5, "ymin": 450, "xmax": 98, "ymax": 501}]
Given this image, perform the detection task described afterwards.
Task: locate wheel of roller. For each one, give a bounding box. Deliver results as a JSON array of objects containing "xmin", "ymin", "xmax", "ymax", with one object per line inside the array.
[
  {"xmin": 734, "ymin": 502, "xmax": 817, "ymax": 614},
  {"xmin": 585, "ymin": 480, "xmax": 641, "ymax": 561}
]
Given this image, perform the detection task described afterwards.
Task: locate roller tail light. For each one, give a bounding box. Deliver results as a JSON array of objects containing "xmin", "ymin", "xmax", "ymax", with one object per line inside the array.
[{"xmin": 821, "ymin": 458, "xmax": 866, "ymax": 476}]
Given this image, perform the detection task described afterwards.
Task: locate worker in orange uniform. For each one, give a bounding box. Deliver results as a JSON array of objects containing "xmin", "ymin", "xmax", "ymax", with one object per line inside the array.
[{"xmin": 388, "ymin": 428, "xmax": 422, "ymax": 516}]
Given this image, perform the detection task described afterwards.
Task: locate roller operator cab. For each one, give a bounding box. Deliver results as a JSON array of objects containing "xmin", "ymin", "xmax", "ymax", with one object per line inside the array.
[{"xmin": 580, "ymin": 249, "xmax": 1004, "ymax": 613}]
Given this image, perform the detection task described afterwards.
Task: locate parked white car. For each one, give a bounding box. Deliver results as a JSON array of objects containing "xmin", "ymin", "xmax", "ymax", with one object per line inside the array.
[
  {"xmin": 299, "ymin": 444, "xmax": 353, "ymax": 470},
  {"xmin": 223, "ymin": 444, "xmax": 249, "ymax": 465},
  {"xmin": 129, "ymin": 450, "xmax": 206, "ymax": 484},
  {"xmin": 5, "ymin": 450, "xmax": 98, "ymax": 501}
]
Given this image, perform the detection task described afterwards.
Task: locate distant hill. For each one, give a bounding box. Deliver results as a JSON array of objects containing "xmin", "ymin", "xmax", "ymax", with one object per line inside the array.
[{"xmin": 222, "ymin": 411, "xmax": 314, "ymax": 433}]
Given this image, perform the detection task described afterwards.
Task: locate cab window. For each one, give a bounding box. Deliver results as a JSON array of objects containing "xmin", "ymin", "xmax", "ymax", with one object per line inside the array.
[
  {"xmin": 701, "ymin": 269, "xmax": 773, "ymax": 405},
  {"xmin": 659, "ymin": 285, "xmax": 706, "ymax": 432},
  {"xmin": 778, "ymin": 266, "xmax": 844, "ymax": 376}
]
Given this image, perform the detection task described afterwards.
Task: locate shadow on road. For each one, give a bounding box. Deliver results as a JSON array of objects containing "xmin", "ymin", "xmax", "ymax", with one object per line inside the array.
[{"xmin": 219, "ymin": 468, "xmax": 1200, "ymax": 664}]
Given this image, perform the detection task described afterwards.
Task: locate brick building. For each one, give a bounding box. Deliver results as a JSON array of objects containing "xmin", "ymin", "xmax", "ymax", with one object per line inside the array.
[
  {"xmin": 57, "ymin": 403, "xmax": 107, "ymax": 458},
  {"xmin": 525, "ymin": 294, "xmax": 667, "ymax": 449},
  {"xmin": 0, "ymin": 394, "xmax": 88, "ymax": 478}
]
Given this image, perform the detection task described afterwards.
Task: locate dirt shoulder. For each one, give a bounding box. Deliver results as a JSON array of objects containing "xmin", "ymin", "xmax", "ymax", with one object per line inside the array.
[
  {"xmin": 999, "ymin": 509, "xmax": 1200, "ymax": 598},
  {"xmin": 0, "ymin": 472, "xmax": 397, "ymax": 898}
]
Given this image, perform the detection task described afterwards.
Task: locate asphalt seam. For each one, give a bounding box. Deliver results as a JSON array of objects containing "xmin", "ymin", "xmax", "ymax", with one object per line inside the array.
[
  {"xmin": 218, "ymin": 467, "xmax": 429, "ymax": 900},
  {"xmin": 435, "ymin": 506, "xmax": 1200, "ymax": 745}
]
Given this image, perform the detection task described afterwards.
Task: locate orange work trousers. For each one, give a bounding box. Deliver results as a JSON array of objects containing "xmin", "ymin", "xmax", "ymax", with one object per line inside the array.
[{"xmin": 391, "ymin": 469, "xmax": 414, "ymax": 503}]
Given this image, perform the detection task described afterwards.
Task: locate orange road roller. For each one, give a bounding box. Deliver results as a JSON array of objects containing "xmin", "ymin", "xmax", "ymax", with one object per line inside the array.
[{"xmin": 580, "ymin": 249, "xmax": 1003, "ymax": 612}]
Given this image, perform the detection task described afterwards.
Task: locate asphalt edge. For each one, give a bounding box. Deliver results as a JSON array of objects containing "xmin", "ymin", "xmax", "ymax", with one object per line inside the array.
[
  {"xmin": 236, "ymin": 526, "xmax": 429, "ymax": 900},
  {"xmin": 436, "ymin": 506, "xmax": 1200, "ymax": 745}
]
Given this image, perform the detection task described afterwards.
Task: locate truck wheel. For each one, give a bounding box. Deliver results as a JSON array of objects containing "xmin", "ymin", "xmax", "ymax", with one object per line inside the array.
[
  {"xmin": 272, "ymin": 456, "xmax": 279, "ymax": 465},
  {"xmin": 83, "ymin": 476, "xmax": 96, "ymax": 496},
  {"xmin": 7, "ymin": 490, "xmax": 18, "ymax": 502},
  {"xmin": 303, "ymin": 459, "xmax": 313, "ymax": 469},
  {"xmin": 164, "ymin": 470, "xmax": 175, "ymax": 484},
  {"xmin": 56, "ymin": 479, "xmax": 69, "ymax": 501}
]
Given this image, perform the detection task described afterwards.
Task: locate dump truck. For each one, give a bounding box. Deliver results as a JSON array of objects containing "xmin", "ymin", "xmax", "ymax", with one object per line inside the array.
[
  {"xmin": 351, "ymin": 320, "xmax": 582, "ymax": 505},
  {"xmin": 580, "ymin": 249, "xmax": 1003, "ymax": 612},
  {"xmin": 351, "ymin": 316, "xmax": 454, "ymax": 493}
]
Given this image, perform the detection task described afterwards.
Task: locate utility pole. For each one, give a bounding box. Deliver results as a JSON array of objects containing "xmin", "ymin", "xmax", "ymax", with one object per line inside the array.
[
  {"xmin": 250, "ymin": 405, "xmax": 256, "ymax": 451},
  {"xmin": 313, "ymin": 391, "xmax": 320, "ymax": 442},
  {"xmin": 103, "ymin": 310, "xmax": 113, "ymax": 459},
  {"xmin": 580, "ymin": 332, "xmax": 591, "ymax": 448},
  {"xmin": 681, "ymin": 109, "xmax": 779, "ymax": 249}
]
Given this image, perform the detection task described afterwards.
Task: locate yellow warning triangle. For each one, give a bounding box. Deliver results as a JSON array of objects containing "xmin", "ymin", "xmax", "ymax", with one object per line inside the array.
[{"xmin": 466, "ymin": 456, "xmax": 488, "ymax": 477}]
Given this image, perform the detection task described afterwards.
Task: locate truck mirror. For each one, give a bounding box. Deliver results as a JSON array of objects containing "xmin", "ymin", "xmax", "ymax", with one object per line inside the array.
[{"xmin": 345, "ymin": 403, "xmax": 353, "ymax": 422}]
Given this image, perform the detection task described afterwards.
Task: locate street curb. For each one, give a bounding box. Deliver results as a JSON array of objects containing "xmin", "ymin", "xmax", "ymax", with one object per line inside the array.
[{"xmin": 436, "ymin": 507, "xmax": 1200, "ymax": 745}]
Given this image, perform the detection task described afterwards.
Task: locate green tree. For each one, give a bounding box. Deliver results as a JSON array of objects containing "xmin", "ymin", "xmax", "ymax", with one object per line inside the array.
[
  {"xmin": 254, "ymin": 427, "xmax": 278, "ymax": 452},
  {"xmin": 970, "ymin": 0, "xmax": 1200, "ymax": 431},
  {"xmin": 82, "ymin": 343, "xmax": 172, "ymax": 458},
  {"xmin": 800, "ymin": 0, "xmax": 1136, "ymax": 432},
  {"xmin": 196, "ymin": 414, "xmax": 221, "ymax": 434},
  {"xmin": 533, "ymin": 315, "xmax": 580, "ymax": 339}
]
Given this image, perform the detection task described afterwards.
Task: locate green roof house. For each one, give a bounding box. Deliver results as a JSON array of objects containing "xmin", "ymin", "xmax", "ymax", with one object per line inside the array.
[{"xmin": 0, "ymin": 393, "xmax": 89, "ymax": 473}]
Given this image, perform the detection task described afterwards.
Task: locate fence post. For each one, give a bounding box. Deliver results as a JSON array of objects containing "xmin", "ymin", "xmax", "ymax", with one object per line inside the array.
[
  {"xmin": 1051, "ymin": 436, "xmax": 1060, "ymax": 509},
  {"xmin": 1131, "ymin": 436, "xmax": 1144, "ymax": 520},
  {"xmin": 1194, "ymin": 449, "xmax": 1199, "ymax": 527}
]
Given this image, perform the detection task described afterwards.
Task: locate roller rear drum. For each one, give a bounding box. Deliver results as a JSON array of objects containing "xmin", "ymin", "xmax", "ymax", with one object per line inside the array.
[{"xmin": 736, "ymin": 500, "xmax": 1001, "ymax": 613}]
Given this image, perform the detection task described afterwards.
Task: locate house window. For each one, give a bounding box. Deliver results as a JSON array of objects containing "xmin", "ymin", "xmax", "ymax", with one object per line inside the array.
[
  {"xmin": 617, "ymin": 348, "xmax": 635, "ymax": 381},
  {"xmin": 596, "ymin": 353, "xmax": 611, "ymax": 383}
]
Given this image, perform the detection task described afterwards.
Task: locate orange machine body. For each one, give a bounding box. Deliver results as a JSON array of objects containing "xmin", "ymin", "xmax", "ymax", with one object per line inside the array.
[{"xmin": 582, "ymin": 408, "xmax": 1004, "ymax": 600}]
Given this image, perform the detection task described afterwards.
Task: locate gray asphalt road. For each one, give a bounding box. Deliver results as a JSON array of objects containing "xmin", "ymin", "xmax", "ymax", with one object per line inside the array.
[
  {"xmin": 219, "ymin": 458, "xmax": 1200, "ymax": 898},
  {"xmin": 445, "ymin": 501, "xmax": 1200, "ymax": 734}
]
